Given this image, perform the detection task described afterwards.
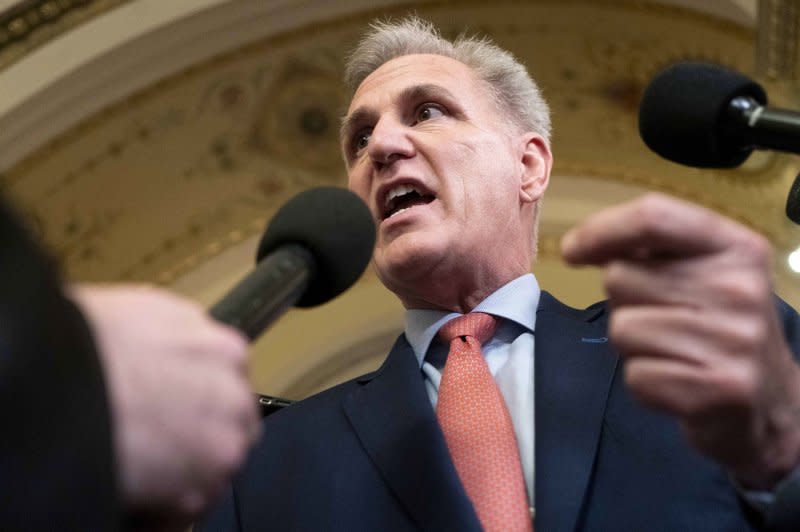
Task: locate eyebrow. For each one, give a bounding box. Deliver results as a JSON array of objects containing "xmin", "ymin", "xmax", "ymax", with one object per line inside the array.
[{"xmin": 339, "ymin": 83, "xmax": 459, "ymax": 145}]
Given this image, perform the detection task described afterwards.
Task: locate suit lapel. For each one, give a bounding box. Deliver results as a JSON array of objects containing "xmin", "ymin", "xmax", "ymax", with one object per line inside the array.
[
  {"xmin": 535, "ymin": 292, "xmax": 619, "ymax": 532},
  {"xmin": 343, "ymin": 336, "xmax": 482, "ymax": 532}
]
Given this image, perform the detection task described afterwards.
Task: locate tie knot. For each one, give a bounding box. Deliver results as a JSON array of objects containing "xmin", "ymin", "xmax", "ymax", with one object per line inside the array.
[{"xmin": 437, "ymin": 312, "xmax": 498, "ymax": 345}]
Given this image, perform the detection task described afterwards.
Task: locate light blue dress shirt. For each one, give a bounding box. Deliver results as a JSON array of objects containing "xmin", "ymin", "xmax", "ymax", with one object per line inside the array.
[
  {"xmin": 403, "ymin": 273, "xmax": 788, "ymax": 515},
  {"xmin": 404, "ymin": 273, "xmax": 539, "ymax": 507}
]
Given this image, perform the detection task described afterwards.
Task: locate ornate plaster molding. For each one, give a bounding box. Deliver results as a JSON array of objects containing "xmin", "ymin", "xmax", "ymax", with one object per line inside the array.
[{"xmin": 0, "ymin": 0, "xmax": 130, "ymax": 69}]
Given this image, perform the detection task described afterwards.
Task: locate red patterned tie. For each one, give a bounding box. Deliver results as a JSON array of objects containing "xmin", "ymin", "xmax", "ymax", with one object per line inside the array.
[{"xmin": 436, "ymin": 312, "xmax": 532, "ymax": 532}]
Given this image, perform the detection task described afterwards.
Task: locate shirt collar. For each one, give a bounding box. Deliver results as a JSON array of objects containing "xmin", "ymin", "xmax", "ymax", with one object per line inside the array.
[{"xmin": 404, "ymin": 273, "xmax": 540, "ymax": 368}]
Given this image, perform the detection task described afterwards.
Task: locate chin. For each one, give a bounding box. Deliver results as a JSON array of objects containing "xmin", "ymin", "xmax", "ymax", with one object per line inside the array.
[{"xmin": 375, "ymin": 235, "xmax": 451, "ymax": 288}]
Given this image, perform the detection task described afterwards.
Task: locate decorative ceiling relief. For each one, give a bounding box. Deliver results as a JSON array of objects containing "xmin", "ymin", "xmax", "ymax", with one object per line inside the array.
[
  {"xmin": 2, "ymin": 0, "xmax": 798, "ymax": 297},
  {"xmin": 2, "ymin": 32, "xmax": 358, "ymax": 282},
  {"xmin": 252, "ymin": 50, "xmax": 350, "ymax": 177},
  {"xmin": 0, "ymin": 0, "xmax": 130, "ymax": 69}
]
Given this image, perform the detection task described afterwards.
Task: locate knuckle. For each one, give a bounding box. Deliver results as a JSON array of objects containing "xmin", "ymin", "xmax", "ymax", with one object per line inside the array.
[
  {"xmin": 228, "ymin": 333, "xmax": 250, "ymax": 361},
  {"xmin": 634, "ymin": 194, "xmax": 671, "ymax": 233},
  {"xmin": 739, "ymin": 231, "xmax": 771, "ymax": 263},
  {"xmin": 603, "ymin": 262, "xmax": 626, "ymax": 294},
  {"xmin": 728, "ymin": 316, "xmax": 769, "ymax": 352},
  {"xmin": 638, "ymin": 192, "xmax": 668, "ymax": 213},
  {"xmin": 622, "ymin": 361, "xmax": 642, "ymax": 387},
  {"xmin": 213, "ymin": 327, "xmax": 249, "ymax": 362},
  {"xmin": 622, "ymin": 360, "xmax": 652, "ymax": 394},
  {"xmin": 196, "ymin": 327, "xmax": 249, "ymax": 366},
  {"xmin": 608, "ymin": 309, "xmax": 634, "ymax": 345},
  {"xmin": 206, "ymin": 432, "xmax": 246, "ymax": 476},
  {"xmin": 216, "ymin": 376, "xmax": 257, "ymax": 429},
  {"xmin": 693, "ymin": 367, "xmax": 757, "ymax": 415},
  {"xmin": 719, "ymin": 368, "xmax": 759, "ymax": 405},
  {"xmin": 218, "ymin": 432, "xmax": 248, "ymax": 472},
  {"xmin": 178, "ymin": 490, "xmax": 207, "ymax": 517},
  {"xmin": 623, "ymin": 364, "xmax": 663, "ymax": 409},
  {"xmin": 231, "ymin": 385, "xmax": 256, "ymax": 420},
  {"xmin": 714, "ymin": 275, "xmax": 755, "ymax": 302},
  {"xmin": 709, "ymin": 274, "xmax": 769, "ymax": 310},
  {"xmin": 632, "ymin": 200, "xmax": 659, "ymax": 231},
  {"xmin": 244, "ymin": 396, "xmax": 260, "ymax": 425}
]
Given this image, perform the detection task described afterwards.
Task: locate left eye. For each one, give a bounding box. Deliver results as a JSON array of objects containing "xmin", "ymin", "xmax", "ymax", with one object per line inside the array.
[{"xmin": 415, "ymin": 104, "xmax": 445, "ymax": 122}]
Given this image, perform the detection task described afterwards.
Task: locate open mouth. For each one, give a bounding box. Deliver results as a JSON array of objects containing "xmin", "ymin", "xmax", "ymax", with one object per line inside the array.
[{"xmin": 382, "ymin": 184, "xmax": 436, "ymax": 220}]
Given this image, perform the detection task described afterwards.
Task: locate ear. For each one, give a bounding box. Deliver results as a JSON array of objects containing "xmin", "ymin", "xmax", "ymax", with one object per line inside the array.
[{"xmin": 517, "ymin": 133, "xmax": 552, "ymax": 204}]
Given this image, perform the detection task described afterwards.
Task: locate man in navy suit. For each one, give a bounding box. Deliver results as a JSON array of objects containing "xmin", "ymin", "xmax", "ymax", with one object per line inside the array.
[{"xmin": 199, "ymin": 17, "xmax": 800, "ymax": 531}]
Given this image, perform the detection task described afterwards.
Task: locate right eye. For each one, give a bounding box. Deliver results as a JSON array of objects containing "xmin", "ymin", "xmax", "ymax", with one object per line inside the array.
[{"xmin": 353, "ymin": 130, "xmax": 371, "ymax": 155}]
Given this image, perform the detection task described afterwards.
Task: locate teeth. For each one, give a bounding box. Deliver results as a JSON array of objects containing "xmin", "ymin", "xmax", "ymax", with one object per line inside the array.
[
  {"xmin": 385, "ymin": 184, "xmax": 421, "ymax": 207},
  {"xmin": 388, "ymin": 207, "xmax": 410, "ymax": 219}
]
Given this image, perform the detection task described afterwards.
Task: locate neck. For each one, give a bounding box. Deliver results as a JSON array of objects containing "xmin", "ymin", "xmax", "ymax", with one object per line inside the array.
[{"xmin": 392, "ymin": 259, "xmax": 531, "ymax": 313}]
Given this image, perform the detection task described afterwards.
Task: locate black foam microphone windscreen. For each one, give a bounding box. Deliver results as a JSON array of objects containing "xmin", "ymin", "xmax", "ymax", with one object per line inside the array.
[
  {"xmin": 639, "ymin": 62, "xmax": 767, "ymax": 168},
  {"xmin": 786, "ymin": 173, "xmax": 800, "ymax": 225},
  {"xmin": 256, "ymin": 186, "xmax": 375, "ymax": 307}
]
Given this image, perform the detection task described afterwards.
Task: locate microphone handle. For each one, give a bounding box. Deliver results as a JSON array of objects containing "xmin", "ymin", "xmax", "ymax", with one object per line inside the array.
[
  {"xmin": 210, "ymin": 244, "xmax": 316, "ymax": 340},
  {"xmin": 752, "ymin": 108, "xmax": 800, "ymax": 154},
  {"xmin": 729, "ymin": 97, "xmax": 800, "ymax": 155}
]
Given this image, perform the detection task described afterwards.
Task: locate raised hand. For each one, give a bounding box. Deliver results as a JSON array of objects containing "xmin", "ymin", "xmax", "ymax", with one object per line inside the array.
[{"xmin": 562, "ymin": 193, "xmax": 800, "ymax": 489}]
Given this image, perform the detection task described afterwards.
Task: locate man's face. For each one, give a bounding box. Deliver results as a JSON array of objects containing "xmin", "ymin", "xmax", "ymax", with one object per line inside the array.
[{"xmin": 342, "ymin": 54, "xmax": 549, "ymax": 305}]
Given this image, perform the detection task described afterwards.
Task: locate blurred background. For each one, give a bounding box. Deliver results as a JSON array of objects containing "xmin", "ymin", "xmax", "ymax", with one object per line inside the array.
[{"xmin": 1, "ymin": 0, "xmax": 798, "ymax": 400}]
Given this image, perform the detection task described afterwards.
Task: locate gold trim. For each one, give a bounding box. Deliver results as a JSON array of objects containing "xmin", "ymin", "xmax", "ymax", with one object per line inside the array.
[
  {"xmin": 0, "ymin": 0, "xmax": 132, "ymax": 71},
  {"xmin": 756, "ymin": 0, "xmax": 800, "ymax": 82}
]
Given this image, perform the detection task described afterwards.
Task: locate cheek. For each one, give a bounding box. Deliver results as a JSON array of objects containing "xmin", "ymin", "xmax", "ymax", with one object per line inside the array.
[
  {"xmin": 450, "ymin": 139, "xmax": 517, "ymax": 198},
  {"xmin": 449, "ymin": 130, "xmax": 515, "ymax": 172},
  {"xmin": 347, "ymin": 171, "xmax": 370, "ymax": 203},
  {"xmin": 461, "ymin": 156, "xmax": 521, "ymax": 241}
]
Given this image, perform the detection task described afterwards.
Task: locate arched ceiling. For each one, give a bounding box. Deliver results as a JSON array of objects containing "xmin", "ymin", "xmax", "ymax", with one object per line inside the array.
[{"xmin": 1, "ymin": 0, "xmax": 799, "ymax": 398}]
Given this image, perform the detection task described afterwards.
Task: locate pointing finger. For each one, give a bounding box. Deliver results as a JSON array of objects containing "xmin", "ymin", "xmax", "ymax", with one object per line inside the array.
[{"xmin": 561, "ymin": 193, "xmax": 745, "ymax": 266}]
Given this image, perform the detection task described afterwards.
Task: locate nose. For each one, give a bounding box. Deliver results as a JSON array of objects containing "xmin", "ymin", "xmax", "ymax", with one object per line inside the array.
[{"xmin": 368, "ymin": 115, "xmax": 415, "ymax": 171}]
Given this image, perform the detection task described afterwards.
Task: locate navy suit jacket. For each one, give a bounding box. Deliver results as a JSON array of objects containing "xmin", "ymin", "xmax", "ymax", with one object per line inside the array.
[{"xmin": 199, "ymin": 291, "xmax": 800, "ymax": 531}]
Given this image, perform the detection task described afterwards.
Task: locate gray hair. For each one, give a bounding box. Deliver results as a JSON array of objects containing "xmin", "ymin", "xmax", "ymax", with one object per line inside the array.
[{"xmin": 344, "ymin": 16, "xmax": 551, "ymax": 143}]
